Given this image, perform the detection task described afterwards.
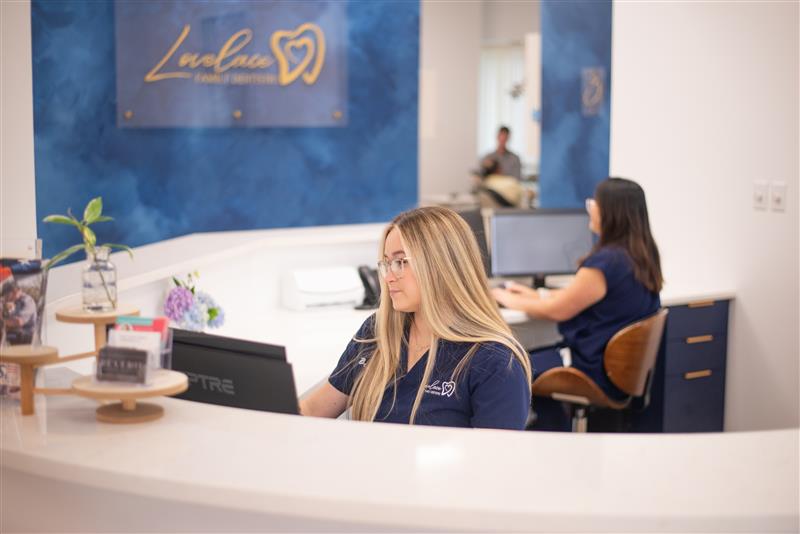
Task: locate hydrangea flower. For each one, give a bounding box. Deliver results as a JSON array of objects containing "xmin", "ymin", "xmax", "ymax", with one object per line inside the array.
[
  {"xmin": 164, "ymin": 286, "xmax": 193, "ymax": 321},
  {"xmin": 197, "ymin": 291, "xmax": 225, "ymax": 328},
  {"xmin": 164, "ymin": 275, "xmax": 225, "ymax": 332}
]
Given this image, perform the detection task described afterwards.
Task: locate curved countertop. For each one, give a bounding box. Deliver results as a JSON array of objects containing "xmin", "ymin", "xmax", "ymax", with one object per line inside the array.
[{"xmin": 2, "ymin": 390, "xmax": 798, "ymax": 532}]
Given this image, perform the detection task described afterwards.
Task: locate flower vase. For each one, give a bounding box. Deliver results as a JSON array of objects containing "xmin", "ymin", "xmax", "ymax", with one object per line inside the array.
[{"xmin": 82, "ymin": 246, "xmax": 117, "ymax": 312}]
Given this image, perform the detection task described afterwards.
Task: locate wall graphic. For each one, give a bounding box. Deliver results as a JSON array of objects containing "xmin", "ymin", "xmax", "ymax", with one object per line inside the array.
[
  {"xmin": 540, "ymin": 0, "xmax": 612, "ymax": 208},
  {"xmin": 33, "ymin": 0, "xmax": 419, "ymax": 261},
  {"xmin": 115, "ymin": 1, "xmax": 347, "ymax": 127}
]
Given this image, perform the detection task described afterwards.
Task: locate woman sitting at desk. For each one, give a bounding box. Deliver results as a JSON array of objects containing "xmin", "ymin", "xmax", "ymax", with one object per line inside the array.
[
  {"xmin": 492, "ymin": 177, "xmax": 663, "ymax": 414},
  {"xmin": 300, "ymin": 206, "xmax": 532, "ymax": 429}
]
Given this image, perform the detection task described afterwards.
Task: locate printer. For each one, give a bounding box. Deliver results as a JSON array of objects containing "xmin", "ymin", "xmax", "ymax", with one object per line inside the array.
[{"xmin": 281, "ymin": 266, "xmax": 365, "ymax": 311}]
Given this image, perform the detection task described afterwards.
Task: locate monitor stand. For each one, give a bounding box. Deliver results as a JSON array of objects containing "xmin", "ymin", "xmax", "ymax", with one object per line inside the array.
[{"xmin": 532, "ymin": 274, "xmax": 547, "ymax": 289}]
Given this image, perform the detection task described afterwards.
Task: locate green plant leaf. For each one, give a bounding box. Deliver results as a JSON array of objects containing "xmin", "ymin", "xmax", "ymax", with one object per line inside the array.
[
  {"xmin": 83, "ymin": 197, "xmax": 103, "ymax": 224},
  {"xmin": 45, "ymin": 244, "xmax": 86, "ymax": 270},
  {"xmin": 104, "ymin": 243, "xmax": 134, "ymax": 259},
  {"xmin": 93, "ymin": 215, "xmax": 114, "ymax": 223},
  {"xmin": 82, "ymin": 226, "xmax": 97, "ymax": 247},
  {"xmin": 42, "ymin": 214, "xmax": 80, "ymax": 228},
  {"xmin": 208, "ymin": 308, "xmax": 219, "ymax": 321}
]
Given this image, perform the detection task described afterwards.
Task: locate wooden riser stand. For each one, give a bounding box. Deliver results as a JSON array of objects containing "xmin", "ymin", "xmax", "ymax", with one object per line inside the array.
[{"xmin": 2, "ymin": 304, "xmax": 187, "ymax": 422}]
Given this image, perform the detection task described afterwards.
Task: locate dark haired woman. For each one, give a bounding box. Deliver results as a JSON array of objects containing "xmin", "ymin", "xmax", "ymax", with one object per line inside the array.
[{"xmin": 492, "ymin": 177, "xmax": 663, "ymax": 427}]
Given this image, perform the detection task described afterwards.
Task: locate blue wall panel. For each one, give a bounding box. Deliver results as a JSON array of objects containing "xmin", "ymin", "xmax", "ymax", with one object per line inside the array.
[
  {"xmin": 32, "ymin": 0, "xmax": 419, "ymax": 260},
  {"xmin": 540, "ymin": 0, "xmax": 611, "ymax": 208}
]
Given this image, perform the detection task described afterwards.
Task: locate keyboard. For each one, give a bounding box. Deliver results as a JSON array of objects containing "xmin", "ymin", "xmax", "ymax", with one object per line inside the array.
[{"xmin": 499, "ymin": 308, "xmax": 528, "ymax": 325}]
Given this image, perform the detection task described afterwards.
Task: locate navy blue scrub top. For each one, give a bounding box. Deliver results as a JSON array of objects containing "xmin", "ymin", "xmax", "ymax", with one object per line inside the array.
[
  {"xmin": 329, "ymin": 316, "xmax": 531, "ymax": 430},
  {"xmin": 558, "ymin": 245, "xmax": 661, "ymax": 398}
]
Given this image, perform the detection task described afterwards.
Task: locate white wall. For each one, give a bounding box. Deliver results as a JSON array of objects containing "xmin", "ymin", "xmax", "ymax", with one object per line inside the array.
[
  {"xmin": 0, "ymin": 0, "xmax": 37, "ymax": 256},
  {"xmin": 418, "ymin": 0, "xmax": 482, "ymax": 200},
  {"xmin": 482, "ymin": 0, "xmax": 539, "ymax": 45},
  {"xmin": 610, "ymin": 1, "xmax": 800, "ymax": 430}
]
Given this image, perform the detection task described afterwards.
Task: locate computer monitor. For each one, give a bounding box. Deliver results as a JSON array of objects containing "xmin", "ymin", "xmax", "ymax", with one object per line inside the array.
[
  {"xmin": 490, "ymin": 209, "xmax": 594, "ymax": 286},
  {"xmin": 170, "ymin": 328, "xmax": 299, "ymax": 415},
  {"xmin": 455, "ymin": 208, "xmax": 491, "ymax": 276}
]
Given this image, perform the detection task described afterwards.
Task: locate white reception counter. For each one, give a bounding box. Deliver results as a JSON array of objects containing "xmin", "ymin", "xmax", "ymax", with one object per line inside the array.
[
  {"xmin": 2, "ymin": 391, "xmax": 798, "ymax": 532},
  {"xmin": 2, "ymin": 223, "xmax": 797, "ymax": 532}
]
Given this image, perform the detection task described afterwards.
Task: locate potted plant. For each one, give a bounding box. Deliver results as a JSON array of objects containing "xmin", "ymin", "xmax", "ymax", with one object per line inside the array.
[{"xmin": 43, "ymin": 197, "xmax": 133, "ymax": 312}]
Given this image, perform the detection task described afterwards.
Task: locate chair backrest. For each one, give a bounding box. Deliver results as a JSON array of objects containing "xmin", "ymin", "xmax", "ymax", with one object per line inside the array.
[{"xmin": 604, "ymin": 308, "xmax": 669, "ymax": 397}]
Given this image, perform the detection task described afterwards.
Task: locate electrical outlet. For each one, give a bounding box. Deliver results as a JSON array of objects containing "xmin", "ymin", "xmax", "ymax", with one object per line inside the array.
[
  {"xmin": 753, "ymin": 181, "xmax": 768, "ymax": 210},
  {"xmin": 771, "ymin": 181, "xmax": 787, "ymax": 212}
]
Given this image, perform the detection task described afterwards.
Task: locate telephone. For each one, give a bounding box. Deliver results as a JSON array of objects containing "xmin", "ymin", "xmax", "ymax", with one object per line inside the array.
[{"xmin": 356, "ymin": 265, "xmax": 381, "ymax": 309}]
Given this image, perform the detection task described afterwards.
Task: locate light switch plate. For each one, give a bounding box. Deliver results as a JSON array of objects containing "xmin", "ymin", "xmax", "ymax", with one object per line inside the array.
[
  {"xmin": 753, "ymin": 181, "xmax": 768, "ymax": 210},
  {"xmin": 770, "ymin": 181, "xmax": 787, "ymax": 212}
]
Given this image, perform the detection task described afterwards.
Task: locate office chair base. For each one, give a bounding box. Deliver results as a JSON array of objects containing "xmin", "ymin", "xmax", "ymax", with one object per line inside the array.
[{"xmin": 572, "ymin": 406, "xmax": 588, "ymax": 432}]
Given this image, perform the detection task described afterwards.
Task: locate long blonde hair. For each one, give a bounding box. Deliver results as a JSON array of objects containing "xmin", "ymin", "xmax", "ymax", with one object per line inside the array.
[{"xmin": 348, "ymin": 206, "xmax": 532, "ymax": 423}]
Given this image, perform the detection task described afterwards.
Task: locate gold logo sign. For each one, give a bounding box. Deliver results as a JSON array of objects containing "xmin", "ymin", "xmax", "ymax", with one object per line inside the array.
[
  {"xmin": 271, "ymin": 23, "xmax": 325, "ymax": 85},
  {"xmin": 581, "ymin": 67, "xmax": 605, "ymax": 116},
  {"xmin": 145, "ymin": 23, "xmax": 326, "ymax": 86}
]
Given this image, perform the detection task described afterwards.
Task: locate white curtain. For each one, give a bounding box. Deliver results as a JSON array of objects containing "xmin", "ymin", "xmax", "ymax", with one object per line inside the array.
[{"xmin": 477, "ymin": 45, "xmax": 526, "ymax": 165}]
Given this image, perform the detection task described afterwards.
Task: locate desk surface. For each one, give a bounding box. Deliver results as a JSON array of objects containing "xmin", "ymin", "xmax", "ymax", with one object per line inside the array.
[{"xmin": 2, "ymin": 390, "xmax": 797, "ymax": 532}]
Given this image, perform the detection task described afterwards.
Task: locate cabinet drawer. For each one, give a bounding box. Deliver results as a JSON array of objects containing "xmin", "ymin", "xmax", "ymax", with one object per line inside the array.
[
  {"xmin": 663, "ymin": 369, "xmax": 725, "ymax": 432},
  {"xmin": 666, "ymin": 300, "xmax": 729, "ymax": 341},
  {"xmin": 664, "ymin": 336, "xmax": 727, "ymax": 376}
]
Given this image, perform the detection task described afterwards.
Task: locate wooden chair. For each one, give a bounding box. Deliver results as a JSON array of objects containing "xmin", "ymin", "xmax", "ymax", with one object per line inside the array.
[{"xmin": 531, "ymin": 308, "xmax": 669, "ymax": 432}]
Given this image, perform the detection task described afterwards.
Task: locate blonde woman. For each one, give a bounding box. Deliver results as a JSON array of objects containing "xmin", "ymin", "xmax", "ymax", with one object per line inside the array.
[{"xmin": 300, "ymin": 206, "xmax": 532, "ymax": 429}]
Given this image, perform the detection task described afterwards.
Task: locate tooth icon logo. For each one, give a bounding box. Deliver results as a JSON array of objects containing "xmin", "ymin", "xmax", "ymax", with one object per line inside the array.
[{"xmin": 270, "ymin": 22, "xmax": 326, "ymax": 86}]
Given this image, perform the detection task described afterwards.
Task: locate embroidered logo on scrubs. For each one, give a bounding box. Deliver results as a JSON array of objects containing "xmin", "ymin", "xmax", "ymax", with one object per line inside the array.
[
  {"xmin": 424, "ymin": 380, "xmax": 456, "ymax": 398},
  {"xmin": 441, "ymin": 381, "xmax": 456, "ymax": 397}
]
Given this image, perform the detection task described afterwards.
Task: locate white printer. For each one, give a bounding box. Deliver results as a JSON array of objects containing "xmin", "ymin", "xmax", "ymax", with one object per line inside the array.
[{"xmin": 281, "ymin": 266, "xmax": 365, "ymax": 311}]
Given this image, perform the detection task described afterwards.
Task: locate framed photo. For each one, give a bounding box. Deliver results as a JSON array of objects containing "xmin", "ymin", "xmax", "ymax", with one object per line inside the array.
[{"xmin": 1, "ymin": 259, "xmax": 47, "ymax": 347}]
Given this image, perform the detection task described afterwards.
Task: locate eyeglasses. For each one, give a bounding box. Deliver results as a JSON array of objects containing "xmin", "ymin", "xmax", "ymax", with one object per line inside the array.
[
  {"xmin": 585, "ymin": 198, "xmax": 597, "ymax": 213},
  {"xmin": 377, "ymin": 257, "xmax": 412, "ymax": 278}
]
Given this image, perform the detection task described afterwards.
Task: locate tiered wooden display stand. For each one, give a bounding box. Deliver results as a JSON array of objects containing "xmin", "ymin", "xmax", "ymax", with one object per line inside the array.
[
  {"xmin": 0, "ymin": 304, "xmax": 187, "ymax": 423},
  {"xmin": 72, "ymin": 370, "xmax": 188, "ymax": 424}
]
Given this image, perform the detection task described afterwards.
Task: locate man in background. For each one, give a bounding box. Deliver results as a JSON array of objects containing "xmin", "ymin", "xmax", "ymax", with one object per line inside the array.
[{"xmin": 481, "ymin": 125, "xmax": 522, "ymax": 180}]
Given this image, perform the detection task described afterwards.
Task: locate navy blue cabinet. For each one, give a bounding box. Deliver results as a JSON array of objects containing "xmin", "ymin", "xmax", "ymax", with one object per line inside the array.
[{"xmin": 634, "ymin": 300, "xmax": 729, "ymax": 433}]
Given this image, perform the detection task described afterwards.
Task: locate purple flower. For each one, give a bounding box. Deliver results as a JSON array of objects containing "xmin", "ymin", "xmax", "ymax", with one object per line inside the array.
[{"xmin": 164, "ymin": 286, "xmax": 194, "ymax": 321}]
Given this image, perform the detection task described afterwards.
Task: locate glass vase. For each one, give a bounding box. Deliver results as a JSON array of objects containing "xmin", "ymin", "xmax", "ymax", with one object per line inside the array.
[{"xmin": 82, "ymin": 246, "xmax": 117, "ymax": 312}]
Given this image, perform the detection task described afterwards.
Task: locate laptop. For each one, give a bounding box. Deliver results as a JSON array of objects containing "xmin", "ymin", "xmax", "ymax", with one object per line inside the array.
[{"xmin": 170, "ymin": 328, "xmax": 300, "ymax": 415}]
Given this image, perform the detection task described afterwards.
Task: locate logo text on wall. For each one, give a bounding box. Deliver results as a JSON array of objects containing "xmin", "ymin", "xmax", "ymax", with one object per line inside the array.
[
  {"xmin": 115, "ymin": 0, "xmax": 347, "ymax": 128},
  {"xmin": 144, "ymin": 23, "xmax": 326, "ymax": 87}
]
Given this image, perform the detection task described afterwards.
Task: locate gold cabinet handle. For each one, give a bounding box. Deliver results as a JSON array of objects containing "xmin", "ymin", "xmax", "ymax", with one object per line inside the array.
[
  {"xmin": 688, "ymin": 300, "xmax": 715, "ymax": 308},
  {"xmin": 686, "ymin": 334, "xmax": 714, "ymax": 344},
  {"xmin": 685, "ymin": 369, "xmax": 712, "ymax": 380}
]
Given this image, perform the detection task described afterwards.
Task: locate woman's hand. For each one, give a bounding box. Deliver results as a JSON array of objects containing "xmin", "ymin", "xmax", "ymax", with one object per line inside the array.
[
  {"xmin": 503, "ymin": 281, "xmax": 539, "ymax": 297},
  {"xmin": 492, "ymin": 269, "xmax": 607, "ymax": 322},
  {"xmin": 491, "ymin": 286, "xmax": 535, "ymax": 311}
]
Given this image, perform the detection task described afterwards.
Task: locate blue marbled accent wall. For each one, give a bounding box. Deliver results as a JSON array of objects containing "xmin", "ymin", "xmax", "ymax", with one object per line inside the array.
[
  {"xmin": 540, "ymin": 0, "xmax": 612, "ymax": 208},
  {"xmin": 32, "ymin": 1, "xmax": 419, "ymax": 260}
]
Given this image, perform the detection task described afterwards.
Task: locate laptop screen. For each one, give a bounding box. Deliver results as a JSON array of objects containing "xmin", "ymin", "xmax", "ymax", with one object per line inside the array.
[{"xmin": 170, "ymin": 328, "xmax": 300, "ymax": 415}]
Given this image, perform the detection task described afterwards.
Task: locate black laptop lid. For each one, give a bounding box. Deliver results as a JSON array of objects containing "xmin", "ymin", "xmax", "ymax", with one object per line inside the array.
[{"xmin": 171, "ymin": 329, "xmax": 299, "ymax": 415}]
